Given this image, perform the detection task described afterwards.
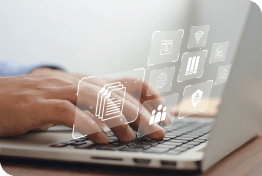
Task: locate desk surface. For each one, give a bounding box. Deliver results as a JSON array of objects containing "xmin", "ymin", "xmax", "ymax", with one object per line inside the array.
[{"xmin": 1, "ymin": 133, "xmax": 262, "ymax": 176}]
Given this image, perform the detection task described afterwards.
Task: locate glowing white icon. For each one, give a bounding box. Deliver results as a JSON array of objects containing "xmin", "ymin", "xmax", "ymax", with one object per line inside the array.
[
  {"xmin": 215, "ymin": 46, "xmax": 224, "ymax": 58},
  {"xmin": 95, "ymin": 82, "xmax": 126, "ymax": 121},
  {"xmin": 156, "ymin": 73, "xmax": 168, "ymax": 89},
  {"xmin": 160, "ymin": 40, "xmax": 173, "ymax": 55},
  {"xmin": 185, "ymin": 56, "xmax": 200, "ymax": 76},
  {"xmin": 220, "ymin": 69, "xmax": 228, "ymax": 79},
  {"xmin": 194, "ymin": 31, "xmax": 204, "ymax": 43},
  {"xmin": 192, "ymin": 89, "xmax": 203, "ymax": 110},
  {"xmin": 149, "ymin": 104, "xmax": 167, "ymax": 125}
]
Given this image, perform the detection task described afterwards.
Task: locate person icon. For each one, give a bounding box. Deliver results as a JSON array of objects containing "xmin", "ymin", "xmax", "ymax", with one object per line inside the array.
[
  {"xmin": 154, "ymin": 104, "xmax": 163, "ymax": 123},
  {"xmin": 161, "ymin": 106, "xmax": 167, "ymax": 121},
  {"xmin": 149, "ymin": 110, "xmax": 156, "ymax": 125}
]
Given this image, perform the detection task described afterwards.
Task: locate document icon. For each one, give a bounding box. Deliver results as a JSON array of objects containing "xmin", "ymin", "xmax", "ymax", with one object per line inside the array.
[{"xmin": 95, "ymin": 82, "xmax": 126, "ymax": 121}]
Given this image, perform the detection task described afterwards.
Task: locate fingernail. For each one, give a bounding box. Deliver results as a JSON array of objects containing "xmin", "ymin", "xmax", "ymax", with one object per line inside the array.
[{"xmin": 97, "ymin": 132, "xmax": 109, "ymax": 143}]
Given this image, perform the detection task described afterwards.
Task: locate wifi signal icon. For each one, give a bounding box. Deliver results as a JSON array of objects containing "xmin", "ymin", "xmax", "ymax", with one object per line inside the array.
[{"xmin": 194, "ymin": 31, "xmax": 204, "ymax": 43}]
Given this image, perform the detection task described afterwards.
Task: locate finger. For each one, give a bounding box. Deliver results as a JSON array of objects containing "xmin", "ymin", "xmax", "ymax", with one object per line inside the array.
[
  {"xmin": 78, "ymin": 84, "xmax": 164, "ymax": 140},
  {"xmin": 130, "ymin": 104, "xmax": 166, "ymax": 140},
  {"xmin": 30, "ymin": 124, "xmax": 54, "ymax": 132},
  {"xmin": 48, "ymin": 83, "xmax": 164, "ymax": 140},
  {"xmin": 84, "ymin": 110, "xmax": 108, "ymax": 131},
  {"xmin": 42, "ymin": 99, "xmax": 109, "ymax": 144},
  {"xmin": 142, "ymin": 80, "xmax": 166, "ymax": 110}
]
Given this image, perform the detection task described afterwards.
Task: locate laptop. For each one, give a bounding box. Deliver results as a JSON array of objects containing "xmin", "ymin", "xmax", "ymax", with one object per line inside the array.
[{"xmin": 0, "ymin": 0, "xmax": 262, "ymax": 172}]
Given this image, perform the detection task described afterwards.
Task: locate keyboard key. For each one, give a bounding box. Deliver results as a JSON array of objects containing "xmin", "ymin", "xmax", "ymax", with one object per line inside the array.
[
  {"xmin": 164, "ymin": 142, "xmax": 183, "ymax": 146},
  {"xmin": 75, "ymin": 143, "xmax": 101, "ymax": 149},
  {"xmin": 180, "ymin": 135, "xmax": 199, "ymax": 139},
  {"xmin": 161, "ymin": 142, "xmax": 179, "ymax": 146},
  {"xmin": 163, "ymin": 137, "xmax": 172, "ymax": 141},
  {"xmin": 164, "ymin": 134, "xmax": 178, "ymax": 138},
  {"xmin": 106, "ymin": 131, "xmax": 114, "ymax": 136},
  {"xmin": 180, "ymin": 144, "xmax": 194, "ymax": 149},
  {"xmin": 187, "ymin": 132, "xmax": 205, "ymax": 136},
  {"xmin": 108, "ymin": 136, "xmax": 119, "ymax": 142},
  {"xmin": 133, "ymin": 144, "xmax": 152, "ymax": 150},
  {"xmin": 169, "ymin": 139, "xmax": 188, "ymax": 143},
  {"xmin": 143, "ymin": 148, "xmax": 170, "ymax": 153},
  {"xmin": 198, "ymin": 136, "xmax": 209, "ymax": 140},
  {"xmin": 172, "ymin": 147, "xmax": 188, "ymax": 152},
  {"xmin": 175, "ymin": 137, "xmax": 194, "ymax": 141},
  {"xmin": 139, "ymin": 141, "xmax": 159, "ymax": 147},
  {"xmin": 155, "ymin": 140, "xmax": 165, "ymax": 144},
  {"xmin": 60, "ymin": 141, "xmax": 76, "ymax": 145},
  {"xmin": 125, "ymin": 144, "xmax": 145, "ymax": 150},
  {"xmin": 187, "ymin": 141, "xmax": 201, "ymax": 146},
  {"xmin": 154, "ymin": 144, "xmax": 174, "ymax": 149},
  {"xmin": 194, "ymin": 139, "xmax": 206, "ymax": 143},
  {"xmin": 96, "ymin": 144, "xmax": 127, "ymax": 150},
  {"xmin": 70, "ymin": 138, "xmax": 87, "ymax": 142},
  {"xmin": 50, "ymin": 143, "xmax": 67, "ymax": 148},
  {"xmin": 120, "ymin": 145, "xmax": 144, "ymax": 152},
  {"xmin": 70, "ymin": 141, "xmax": 87, "ymax": 146}
]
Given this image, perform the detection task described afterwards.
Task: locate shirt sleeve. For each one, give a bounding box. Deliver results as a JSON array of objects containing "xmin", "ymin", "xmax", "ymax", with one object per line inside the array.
[{"xmin": 0, "ymin": 60, "xmax": 65, "ymax": 77}]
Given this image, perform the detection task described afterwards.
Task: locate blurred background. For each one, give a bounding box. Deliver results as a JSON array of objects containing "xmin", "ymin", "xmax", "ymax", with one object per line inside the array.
[{"xmin": 0, "ymin": 0, "xmax": 251, "ymax": 100}]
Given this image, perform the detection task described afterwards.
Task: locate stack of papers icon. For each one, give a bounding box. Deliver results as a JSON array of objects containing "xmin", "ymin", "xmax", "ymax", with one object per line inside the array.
[{"xmin": 95, "ymin": 82, "xmax": 126, "ymax": 121}]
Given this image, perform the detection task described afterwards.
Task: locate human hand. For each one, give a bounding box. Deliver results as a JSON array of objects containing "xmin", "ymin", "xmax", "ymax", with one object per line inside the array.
[{"xmin": 0, "ymin": 68, "xmax": 165, "ymax": 144}]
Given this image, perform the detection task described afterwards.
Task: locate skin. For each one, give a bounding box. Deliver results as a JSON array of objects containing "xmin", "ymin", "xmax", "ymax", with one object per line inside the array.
[{"xmin": 0, "ymin": 68, "xmax": 166, "ymax": 143}]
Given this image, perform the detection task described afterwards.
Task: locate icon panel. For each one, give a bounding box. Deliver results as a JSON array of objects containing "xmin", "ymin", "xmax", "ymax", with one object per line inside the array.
[
  {"xmin": 178, "ymin": 80, "xmax": 213, "ymax": 119},
  {"xmin": 147, "ymin": 66, "xmax": 176, "ymax": 96},
  {"xmin": 148, "ymin": 30, "xmax": 184, "ymax": 66},
  {"xmin": 73, "ymin": 68, "xmax": 145, "ymax": 139},
  {"xmin": 187, "ymin": 25, "xmax": 210, "ymax": 49},
  {"xmin": 138, "ymin": 93, "xmax": 179, "ymax": 137},
  {"xmin": 215, "ymin": 64, "xmax": 232, "ymax": 85},
  {"xmin": 177, "ymin": 50, "xmax": 208, "ymax": 82},
  {"xmin": 209, "ymin": 41, "xmax": 229, "ymax": 64}
]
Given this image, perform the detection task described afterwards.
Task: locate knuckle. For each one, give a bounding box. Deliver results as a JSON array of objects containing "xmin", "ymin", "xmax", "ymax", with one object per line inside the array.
[{"xmin": 55, "ymin": 100, "xmax": 72, "ymax": 118}]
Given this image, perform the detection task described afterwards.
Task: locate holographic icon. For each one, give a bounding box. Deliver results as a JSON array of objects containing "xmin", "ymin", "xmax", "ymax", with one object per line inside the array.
[
  {"xmin": 149, "ymin": 104, "xmax": 167, "ymax": 125},
  {"xmin": 160, "ymin": 40, "xmax": 173, "ymax": 55},
  {"xmin": 215, "ymin": 46, "xmax": 224, "ymax": 58},
  {"xmin": 156, "ymin": 73, "xmax": 168, "ymax": 89},
  {"xmin": 95, "ymin": 82, "xmax": 126, "ymax": 121},
  {"xmin": 209, "ymin": 42, "xmax": 229, "ymax": 64},
  {"xmin": 185, "ymin": 56, "xmax": 200, "ymax": 76},
  {"xmin": 220, "ymin": 69, "xmax": 229, "ymax": 79},
  {"xmin": 192, "ymin": 89, "xmax": 203, "ymax": 110},
  {"xmin": 194, "ymin": 31, "xmax": 204, "ymax": 43}
]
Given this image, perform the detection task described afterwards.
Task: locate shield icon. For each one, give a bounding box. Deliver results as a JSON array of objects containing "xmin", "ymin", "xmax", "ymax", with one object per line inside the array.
[{"xmin": 191, "ymin": 89, "xmax": 203, "ymax": 110}]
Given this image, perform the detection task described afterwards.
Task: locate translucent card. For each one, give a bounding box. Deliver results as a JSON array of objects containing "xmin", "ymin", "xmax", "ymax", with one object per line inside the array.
[
  {"xmin": 178, "ymin": 80, "xmax": 213, "ymax": 119},
  {"xmin": 72, "ymin": 68, "xmax": 145, "ymax": 139},
  {"xmin": 137, "ymin": 93, "xmax": 179, "ymax": 138}
]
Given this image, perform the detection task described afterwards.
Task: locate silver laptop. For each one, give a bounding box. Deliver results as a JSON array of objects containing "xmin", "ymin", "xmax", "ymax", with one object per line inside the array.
[{"xmin": 0, "ymin": 0, "xmax": 262, "ymax": 172}]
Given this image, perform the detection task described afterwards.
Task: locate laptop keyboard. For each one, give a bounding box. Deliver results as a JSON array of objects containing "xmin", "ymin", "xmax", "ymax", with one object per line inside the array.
[{"xmin": 50, "ymin": 120, "xmax": 213, "ymax": 155}]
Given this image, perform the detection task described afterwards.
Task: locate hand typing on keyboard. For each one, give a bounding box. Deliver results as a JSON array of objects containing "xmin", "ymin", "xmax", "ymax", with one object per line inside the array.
[{"xmin": 0, "ymin": 68, "xmax": 166, "ymax": 143}]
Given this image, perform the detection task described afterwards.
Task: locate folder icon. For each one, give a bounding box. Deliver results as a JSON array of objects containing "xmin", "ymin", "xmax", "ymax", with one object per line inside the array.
[{"xmin": 95, "ymin": 82, "xmax": 126, "ymax": 121}]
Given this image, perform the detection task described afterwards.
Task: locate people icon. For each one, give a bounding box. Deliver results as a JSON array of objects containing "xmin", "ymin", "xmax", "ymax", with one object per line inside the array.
[
  {"xmin": 149, "ymin": 104, "xmax": 167, "ymax": 125},
  {"xmin": 149, "ymin": 110, "xmax": 156, "ymax": 125}
]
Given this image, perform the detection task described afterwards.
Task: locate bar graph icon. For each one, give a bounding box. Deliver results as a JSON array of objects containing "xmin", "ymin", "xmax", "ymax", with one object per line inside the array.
[
  {"xmin": 185, "ymin": 56, "xmax": 200, "ymax": 76},
  {"xmin": 95, "ymin": 82, "xmax": 126, "ymax": 121}
]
